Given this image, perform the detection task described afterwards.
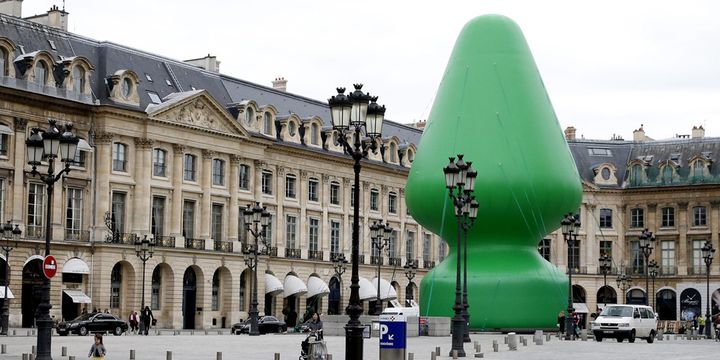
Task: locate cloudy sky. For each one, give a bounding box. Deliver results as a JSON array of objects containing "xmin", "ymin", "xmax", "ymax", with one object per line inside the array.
[{"xmin": 21, "ymin": 0, "xmax": 720, "ymax": 140}]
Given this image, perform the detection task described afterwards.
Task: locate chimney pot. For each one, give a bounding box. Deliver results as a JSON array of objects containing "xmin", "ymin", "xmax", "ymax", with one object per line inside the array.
[
  {"xmin": 272, "ymin": 77, "xmax": 288, "ymax": 92},
  {"xmin": 564, "ymin": 126, "xmax": 576, "ymax": 141}
]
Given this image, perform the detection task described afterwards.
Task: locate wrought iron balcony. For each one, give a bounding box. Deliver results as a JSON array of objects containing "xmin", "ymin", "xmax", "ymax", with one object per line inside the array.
[
  {"xmin": 107, "ymin": 232, "xmax": 138, "ymax": 245},
  {"xmin": 423, "ymin": 260, "xmax": 435, "ymax": 269},
  {"xmin": 661, "ymin": 266, "xmax": 676, "ymax": 275},
  {"xmin": 371, "ymin": 256, "xmax": 384, "ymax": 265},
  {"xmin": 184, "ymin": 238, "xmax": 205, "ymax": 250},
  {"xmin": 26, "ymin": 226, "xmax": 43, "ymax": 239},
  {"xmin": 389, "ymin": 257, "xmax": 402, "ymax": 266},
  {"xmin": 330, "ymin": 252, "xmax": 344, "ymax": 261},
  {"xmin": 358, "ymin": 254, "xmax": 365, "ymax": 264},
  {"xmin": 308, "ymin": 250, "xmax": 324, "ymax": 260},
  {"xmin": 65, "ymin": 229, "xmax": 90, "ymax": 242},
  {"xmin": 214, "ymin": 240, "xmax": 233, "ymax": 253},
  {"xmin": 267, "ymin": 246, "xmax": 278, "ymax": 257},
  {"xmin": 285, "ymin": 248, "xmax": 302, "ymax": 259},
  {"xmin": 155, "ymin": 236, "xmax": 176, "ymax": 248}
]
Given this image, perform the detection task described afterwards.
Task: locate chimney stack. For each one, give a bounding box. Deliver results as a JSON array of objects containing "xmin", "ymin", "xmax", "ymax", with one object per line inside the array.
[
  {"xmin": 272, "ymin": 77, "xmax": 287, "ymax": 92},
  {"xmin": 633, "ymin": 125, "xmax": 646, "ymax": 142},
  {"xmin": 0, "ymin": 0, "xmax": 23, "ymax": 17},
  {"xmin": 22, "ymin": 4, "xmax": 69, "ymax": 31},
  {"xmin": 184, "ymin": 54, "xmax": 220, "ymax": 73},
  {"xmin": 692, "ymin": 125, "xmax": 705, "ymax": 139},
  {"xmin": 564, "ymin": 126, "xmax": 576, "ymax": 141}
]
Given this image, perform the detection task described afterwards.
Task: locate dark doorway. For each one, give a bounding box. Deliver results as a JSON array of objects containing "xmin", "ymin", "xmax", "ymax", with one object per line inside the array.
[
  {"xmin": 62, "ymin": 292, "xmax": 79, "ymax": 321},
  {"xmin": 680, "ymin": 288, "xmax": 701, "ymax": 321},
  {"xmin": 264, "ymin": 293, "xmax": 275, "ymax": 316},
  {"xmin": 328, "ymin": 276, "xmax": 340, "ymax": 315},
  {"xmin": 596, "ymin": 286, "xmax": 617, "ymax": 305},
  {"xmin": 627, "ymin": 289, "xmax": 646, "ymax": 305},
  {"xmin": 712, "ymin": 289, "xmax": 720, "ymax": 317},
  {"xmin": 182, "ymin": 267, "xmax": 197, "ymax": 329},
  {"xmin": 304, "ymin": 296, "xmax": 321, "ymax": 322},
  {"xmin": 22, "ymin": 259, "xmax": 43, "ymax": 328},
  {"xmin": 284, "ymin": 294, "xmax": 298, "ymax": 328},
  {"xmin": 657, "ymin": 289, "xmax": 677, "ymax": 320}
]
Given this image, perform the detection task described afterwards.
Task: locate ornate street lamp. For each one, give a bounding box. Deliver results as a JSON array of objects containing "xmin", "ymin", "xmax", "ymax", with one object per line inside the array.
[
  {"xmin": 648, "ymin": 259, "xmax": 658, "ymax": 310},
  {"xmin": 328, "ymin": 85, "xmax": 385, "ymax": 360},
  {"xmin": 134, "ymin": 234, "xmax": 155, "ymax": 334},
  {"xmin": 25, "ymin": 119, "xmax": 78, "ymax": 360},
  {"xmin": 561, "ymin": 212, "xmax": 580, "ymax": 340},
  {"xmin": 1, "ymin": 221, "xmax": 21, "ymax": 335},
  {"xmin": 615, "ymin": 273, "xmax": 633, "ymax": 304},
  {"xmin": 444, "ymin": 154, "xmax": 479, "ymax": 356},
  {"xmin": 639, "ymin": 229, "xmax": 655, "ymax": 306},
  {"xmin": 370, "ymin": 221, "xmax": 392, "ymax": 315},
  {"xmin": 403, "ymin": 259, "xmax": 418, "ymax": 306},
  {"xmin": 599, "ymin": 254, "xmax": 612, "ymax": 307},
  {"xmin": 332, "ymin": 253, "xmax": 348, "ymax": 278},
  {"xmin": 241, "ymin": 202, "xmax": 270, "ymax": 336},
  {"xmin": 701, "ymin": 241, "xmax": 715, "ymax": 338}
]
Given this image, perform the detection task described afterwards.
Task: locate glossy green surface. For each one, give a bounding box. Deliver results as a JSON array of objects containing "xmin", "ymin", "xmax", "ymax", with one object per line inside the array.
[{"xmin": 406, "ymin": 15, "xmax": 582, "ymax": 329}]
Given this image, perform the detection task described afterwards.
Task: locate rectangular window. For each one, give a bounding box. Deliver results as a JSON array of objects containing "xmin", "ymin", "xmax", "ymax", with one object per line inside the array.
[
  {"xmin": 212, "ymin": 204, "xmax": 223, "ymax": 241},
  {"xmin": 152, "ymin": 149, "xmax": 166, "ymax": 177},
  {"xmin": 27, "ymin": 183, "xmax": 45, "ymax": 238},
  {"xmin": 388, "ymin": 230, "xmax": 397, "ymax": 258},
  {"xmin": 600, "ymin": 240, "xmax": 612, "ymax": 258},
  {"xmin": 309, "ymin": 218, "xmax": 319, "ymax": 252},
  {"xmin": 630, "ymin": 208, "xmax": 644, "ymax": 228},
  {"xmin": 65, "ymin": 188, "xmax": 83, "ymax": 238},
  {"xmin": 265, "ymin": 214, "xmax": 273, "ymax": 245},
  {"xmin": 308, "ymin": 179, "xmax": 319, "ymax": 202},
  {"xmin": 0, "ymin": 134, "xmax": 8, "ymax": 156},
  {"xmin": 438, "ymin": 241, "xmax": 447, "ymax": 262},
  {"xmin": 330, "ymin": 182, "xmax": 340, "ymax": 205},
  {"xmin": 330, "ymin": 220, "xmax": 341, "ymax": 255},
  {"xmin": 630, "ymin": 240, "xmax": 644, "ymax": 275},
  {"xmin": 184, "ymin": 154, "xmax": 197, "ymax": 181},
  {"xmin": 538, "ymin": 239, "xmax": 551, "ymax": 261},
  {"xmin": 285, "ymin": 214, "xmax": 297, "ymax": 249},
  {"xmin": 350, "ymin": 186, "xmax": 355, "ymax": 208},
  {"xmin": 568, "ymin": 239, "xmax": 580, "ymax": 271},
  {"xmin": 389, "ymin": 193, "xmax": 397, "ymax": 214},
  {"xmin": 599, "ymin": 208, "xmax": 612, "ymax": 228},
  {"xmin": 261, "ymin": 171, "xmax": 273, "ymax": 195},
  {"xmin": 693, "ymin": 206, "xmax": 707, "ymax": 226},
  {"xmin": 423, "ymin": 233, "xmax": 431, "ymax": 262},
  {"xmin": 406, "ymin": 231, "xmax": 415, "ymax": 260},
  {"xmin": 112, "ymin": 143, "xmax": 127, "ymax": 172},
  {"xmin": 182, "ymin": 200, "xmax": 195, "ymax": 239},
  {"xmin": 661, "ymin": 207, "xmax": 675, "ymax": 227},
  {"xmin": 0, "ymin": 179, "xmax": 4, "ymax": 224},
  {"xmin": 370, "ymin": 189, "xmax": 379, "ymax": 211},
  {"xmin": 110, "ymin": 192, "xmax": 126, "ymax": 234},
  {"xmin": 238, "ymin": 206, "xmax": 247, "ymax": 245},
  {"xmin": 239, "ymin": 164, "xmax": 250, "ymax": 190},
  {"xmin": 661, "ymin": 240, "xmax": 675, "ymax": 275},
  {"xmin": 212, "ymin": 159, "xmax": 225, "ymax": 186},
  {"xmin": 285, "ymin": 175, "xmax": 296, "ymax": 199},
  {"xmin": 692, "ymin": 240, "xmax": 706, "ymax": 274},
  {"xmin": 212, "ymin": 280, "xmax": 219, "ymax": 311},
  {"xmin": 73, "ymin": 150, "xmax": 86, "ymax": 167},
  {"xmin": 151, "ymin": 196, "xmax": 165, "ymax": 238}
]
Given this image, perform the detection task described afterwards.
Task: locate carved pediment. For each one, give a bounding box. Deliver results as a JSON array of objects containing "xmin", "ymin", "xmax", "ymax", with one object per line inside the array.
[{"xmin": 173, "ymin": 99, "xmax": 231, "ymax": 132}]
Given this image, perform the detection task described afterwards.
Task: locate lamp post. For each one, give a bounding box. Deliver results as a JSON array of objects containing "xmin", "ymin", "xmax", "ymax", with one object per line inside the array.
[
  {"xmin": 561, "ymin": 213, "xmax": 580, "ymax": 340},
  {"xmin": 648, "ymin": 260, "xmax": 658, "ymax": 310},
  {"xmin": 615, "ymin": 273, "xmax": 632, "ymax": 304},
  {"xmin": 134, "ymin": 234, "xmax": 155, "ymax": 334},
  {"xmin": 332, "ymin": 253, "xmax": 348, "ymax": 278},
  {"xmin": 328, "ymin": 84, "xmax": 386, "ymax": 360},
  {"xmin": 1, "ymin": 221, "xmax": 21, "ymax": 335},
  {"xmin": 370, "ymin": 221, "xmax": 392, "ymax": 315},
  {"xmin": 701, "ymin": 241, "xmax": 715, "ymax": 338},
  {"xmin": 25, "ymin": 119, "xmax": 79, "ymax": 360},
  {"xmin": 599, "ymin": 254, "xmax": 612, "ymax": 308},
  {"xmin": 403, "ymin": 259, "xmax": 418, "ymax": 306},
  {"xmin": 639, "ymin": 229, "xmax": 655, "ymax": 306},
  {"xmin": 241, "ymin": 202, "xmax": 270, "ymax": 337},
  {"xmin": 444, "ymin": 154, "xmax": 478, "ymax": 356}
]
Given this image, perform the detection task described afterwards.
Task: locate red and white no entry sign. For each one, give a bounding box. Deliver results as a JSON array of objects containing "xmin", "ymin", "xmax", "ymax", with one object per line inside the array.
[{"xmin": 43, "ymin": 255, "xmax": 57, "ymax": 279}]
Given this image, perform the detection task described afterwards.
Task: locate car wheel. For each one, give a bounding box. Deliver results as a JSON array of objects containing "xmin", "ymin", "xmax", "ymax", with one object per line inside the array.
[
  {"xmin": 628, "ymin": 330, "xmax": 636, "ymax": 343},
  {"xmin": 79, "ymin": 326, "xmax": 88, "ymax": 336},
  {"xmin": 647, "ymin": 330, "xmax": 655, "ymax": 343},
  {"xmin": 595, "ymin": 333, "xmax": 603, "ymax": 342},
  {"xmin": 114, "ymin": 326, "xmax": 123, "ymax": 336},
  {"xmin": 616, "ymin": 336, "xmax": 624, "ymax": 342},
  {"xmin": 57, "ymin": 331, "xmax": 68, "ymax": 336}
]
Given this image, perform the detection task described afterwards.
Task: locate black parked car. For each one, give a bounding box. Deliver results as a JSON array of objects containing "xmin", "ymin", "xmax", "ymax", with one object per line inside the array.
[
  {"xmin": 232, "ymin": 316, "xmax": 287, "ymax": 335},
  {"xmin": 56, "ymin": 313, "xmax": 128, "ymax": 336}
]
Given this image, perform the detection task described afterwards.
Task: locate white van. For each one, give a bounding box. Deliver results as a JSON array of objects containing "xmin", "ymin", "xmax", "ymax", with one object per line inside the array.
[{"xmin": 590, "ymin": 304, "xmax": 657, "ymax": 343}]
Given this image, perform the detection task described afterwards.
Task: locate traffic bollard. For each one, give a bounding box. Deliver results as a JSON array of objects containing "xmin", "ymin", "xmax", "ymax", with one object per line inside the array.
[
  {"xmin": 327, "ymin": 355, "xmax": 332, "ymax": 360},
  {"xmin": 130, "ymin": 349, "xmax": 136, "ymax": 359},
  {"xmin": 217, "ymin": 351, "xmax": 222, "ymax": 360},
  {"xmin": 408, "ymin": 353, "xmax": 414, "ymax": 360},
  {"xmin": 22, "ymin": 353, "xmax": 28, "ymax": 360},
  {"xmin": 435, "ymin": 346, "xmax": 441, "ymax": 356},
  {"xmin": 29, "ymin": 354, "xmax": 35, "ymax": 360},
  {"xmin": 1, "ymin": 344, "xmax": 5, "ymax": 354},
  {"xmin": 492, "ymin": 343, "xmax": 499, "ymax": 352},
  {"xmin": 274, "ymin": 353, "xmax": 280, "ymax": 360},
  {"xmin": 167, "ymin": 350, "xmax": 172, "ymax": 360},
  {"xmin": 69, "ymin": 357, "xmax": 75, "ymax": 360},
  {"xmin": 507, "ymin": 333, "xmax": 517, "ymax": 351},
  {"xmin": 62, "ymin": 346, "xmax": 67, "ymax": 356},
  {"xmin": 431, "ymin": 351, "xmax": 437, "ymax": 360},
  {"xmin": 31, "ymin": 345, "xmax": 36, "ymax": 354}
]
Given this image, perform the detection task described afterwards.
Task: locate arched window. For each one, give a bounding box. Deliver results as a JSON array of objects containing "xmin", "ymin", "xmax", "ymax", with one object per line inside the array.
[
  {"xmin": 389, "ymin": 143, "xmax": 397, "ymax": 163},
  {"xmin": 152, "ymin": 148, "xmax": 167, "ymax": 177},
  {"xmin": 630, "ymin": 164, "xmax": 643, "ymax": 186},
  {"xmin": 35, "ymin": 61, "xmax": 48, "ymax": 87},
  {"xmin": 211, "ymin": 270, "xmax": 220, "ymax": 311},
  {"xmin": 311, "ymin": 123, "xmax": 319, "ymax": 145},
  {"xmin": 239, "ymin": 271, "xmax": 247, "ymax": 311},
  {"xmin": 110, "ymin": 264, "xmax": 122, "ymax": 308},
  {"xmin": 288, "ymin": 121, "xmax": 296, "ymax": 137},
  {"xmin": 72, "ymin": 65, "xmax": 85, "ymax": 93},
  {"xmin": 245, "ymin": 107, "xmax": 255, "ymax": 125},
  {"xmin": 693, "ymin": 159, "xmax": 704, "ymax": 178},
  {"xmin": 0, "ymin": 47, "xmax": 8, "ymax": 76},
  {"xmin": 151, "ymin": 266, "xmax": 162, "ymax": 310},
  {"xmin": 121, "ymin": 78, "xmax": 132, "ymax": 99},
  {"xmin": 662, "ymin": 165, "xmax": 673, "ymax": 183},
  {"xmin": 263, "ymin": 112, "xmax": 273, "ymax": 135},
  {"xmin": 601, "ymin": 167, "xmax": 611, "ymax": 180}
]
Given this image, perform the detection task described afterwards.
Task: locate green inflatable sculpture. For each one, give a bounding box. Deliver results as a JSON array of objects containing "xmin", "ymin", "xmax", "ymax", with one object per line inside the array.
[{"xmin": 406, "ymin": 15, "xmax": 582, "ymax": 330}]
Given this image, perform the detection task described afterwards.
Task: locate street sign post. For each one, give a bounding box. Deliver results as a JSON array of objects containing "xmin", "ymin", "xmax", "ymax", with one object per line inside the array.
[
  {"xmin": 42, "ymin": 255, "xmax": 57, "ymax": 279},
  {"xmin": 379, "ymin": 313, "xmax": 406, "ymax": 360}
]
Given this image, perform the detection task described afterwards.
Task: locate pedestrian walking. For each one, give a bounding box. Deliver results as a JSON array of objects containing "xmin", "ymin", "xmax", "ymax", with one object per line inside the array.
[
  {"xmin": 557, "ymin": 310, "xmax": 566, "ymax": 335},
  {"xmin": 129, "ymin": 311, "xmax": 139, "ymax": 334},
  {"xmin": 140, "ymin": 306, "xmax": 154, "ymax": 335},
  {"xmin": 88, "ymin": 333, "xmax": 106, "ymax": 359},
  {"xmin": 698, "ymin": 316, "xmax": 705, "ymax": 335}
]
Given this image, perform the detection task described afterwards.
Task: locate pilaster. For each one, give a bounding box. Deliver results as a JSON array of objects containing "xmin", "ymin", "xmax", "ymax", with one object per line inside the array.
[
  {"xmin": 132, "ymin": 137, "xmax": 154, "ymax": 234},
  {"xmin": 170, "ymin": 144, "xmax": 185, "ymax": 238},
  {"xmin": 200, "ymin": 150, "xmax": 214, "ymax": 240}
]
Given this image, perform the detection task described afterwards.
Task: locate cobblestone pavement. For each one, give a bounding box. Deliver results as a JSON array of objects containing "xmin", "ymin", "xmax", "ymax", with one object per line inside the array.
[{"xmin": 0, "ymin": 331, "xmax": 718, "ymax": 360}]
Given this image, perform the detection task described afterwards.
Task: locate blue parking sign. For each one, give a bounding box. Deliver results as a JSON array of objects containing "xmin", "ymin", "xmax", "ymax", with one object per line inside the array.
[{"xmin": 380, "ymin": 315, "xmax": 407, "ymax": 349}]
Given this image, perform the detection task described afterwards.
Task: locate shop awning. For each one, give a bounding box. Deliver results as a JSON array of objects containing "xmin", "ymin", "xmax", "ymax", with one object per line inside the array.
[
  {"xmin": 357, "ymin": 277, "xmax": 377, "ymax": 301},
  {"xmin": 0, "ymin": 287, "xmax": 15, "ymax": 299},
  {"xmin": 62, "ymin": 257, "xmax": 90, "ymax": 274},
  {"xmin": 23, "ymin": 255, "xmax": 44, "ymax": 266},
  {"xmin": 77, "ymin": 139, "xmax": 93, "ymax": 152},
  {"xmin": 63, "ymin": 289, "xmax": 91, "ymax": 304},
  {"xmin": 283, "ymin": 274, "xmax": 308, "ymax": 298},
  {"xmin": 372, "ymin": 277, "xmax": 398, "ymax": 301},
  {"xmin": 573, "ymin": 303, "xmax": 589, "ymax": 314},
  {"xmin": 306, "ymin": 276, "xmax": 330, "ymax": 298},
  {"xmin": 264, "ymin": 273, "xmax": 284, "ymax": 296},
  {"xmin": 0, "ymin": 124, "xmax": 13, "ymax": 135}
]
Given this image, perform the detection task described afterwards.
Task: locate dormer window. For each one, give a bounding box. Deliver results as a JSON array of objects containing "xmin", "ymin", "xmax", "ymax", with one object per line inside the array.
[
  {"xmin": 72, "ymin": 65, "xmax": 85, "ymax": 93},
  {"xmin": 661, "ymin": 165, "xmax": 674, "ymax": 183},
  {"xmin": 245, "ymin": 107, "xmax": 255, "ymax": 125},
  {"xmin": 109, "ymin": 70, "xmax": 140, "ymax": 105},
  {"xmin": 263, "ymin": 112, "xmax": 273, "ymax": 135},
  {"xmin": 630, "ymin": 164, "xmax": 644, "ymax": 186},
  {"xmin": 692, "ymin": 159, "xmax": 705, "ymax": 178},
  {"xmin": 35, "ymin": 60, "xmax": 48, "ymax": 87},
  {"xmin": 601, "ymin": 167, "xmax": 611, "ymax": 180},
  {"xmin": 310, "ymin": 123, "xmax": 319, "ymax": 145},
  {"xmin": 389, "ymin": 142, "xmax": 397, "ymax": 163},
  {"xmin": 121, "ymin": 78, "xmax": 132, "ymax": 99},
  {"xmin": 288, "ymin": 122, "xmax": 296, "ymax": 137},
  {"xmin": 0, "ymin": 47, "xmax": 8, "ymax": 76}
]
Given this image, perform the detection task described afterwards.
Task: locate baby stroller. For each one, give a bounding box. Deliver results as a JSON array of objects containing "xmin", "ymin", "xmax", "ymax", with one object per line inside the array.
[{"xmin": 300, "ymin": 330, "xmax": 327, "ymax": 360}]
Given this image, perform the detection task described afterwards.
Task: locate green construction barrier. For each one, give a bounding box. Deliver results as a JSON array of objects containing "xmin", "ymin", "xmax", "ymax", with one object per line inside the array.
[{"xmin": 405, "ymin": 14, "xmax": 582, "ymax": 330}]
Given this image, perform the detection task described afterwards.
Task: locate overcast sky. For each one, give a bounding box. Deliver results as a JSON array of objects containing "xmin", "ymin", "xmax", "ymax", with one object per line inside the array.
[{"xmin": 21, "ymin": 0, "xmax": 720, "ymax": 140}]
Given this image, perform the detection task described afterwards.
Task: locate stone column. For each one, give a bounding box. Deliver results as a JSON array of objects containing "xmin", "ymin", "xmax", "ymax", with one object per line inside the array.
[
  {"xmin": 200, "ymin": 150, "xmax": 214, "ymax": 240},
  {"xmin": 11, "ymin": 118, "xmax": 27, "ymax": 224},
  {"xmin": 298, "ymin": 170, "xmax": 308, "ymax": 257},
  {"xmin": 253, "ymin": 160, "xmax": 263, "ymax": 199},
  {"xmin": 275, "ymin": 165, "xmax": 285, "ymax": 254},
  {"xmin": 170, "ymin": 145, "xmax": 185, "ymax": 240},
  {"xmin": 343, "ymin": 177, "xmax": 352, "ymax": 254},
  {"xmin": 321, "ymin": 175, "xmax": 330, "ymax": 260},
  {"xmin": 132, "ymin": 138, "xmax": 154, "ymax": 234},
  {"xmin": 677, "ymin": 202, "xmax": 688, "ymax": 275},
  {"xmin": 711, "ymin": 201, "xmax": 720, "ymax": 275},
  {"xmin": 229, "ymin": 155, "xmax": 240, "ymax": 246},
  {"xmin": 92, "ymin": 132, "xmax": 115, "ymax": 239}
]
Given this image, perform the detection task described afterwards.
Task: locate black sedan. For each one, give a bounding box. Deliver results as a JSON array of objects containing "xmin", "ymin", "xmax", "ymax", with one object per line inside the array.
[
  {"xmin": 232, "ymin": 316, "xmax": 287, "ymax": 335},
  {"xmin": 56, "ymin": 313, "xmax": 128, "ymax": 336}
]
